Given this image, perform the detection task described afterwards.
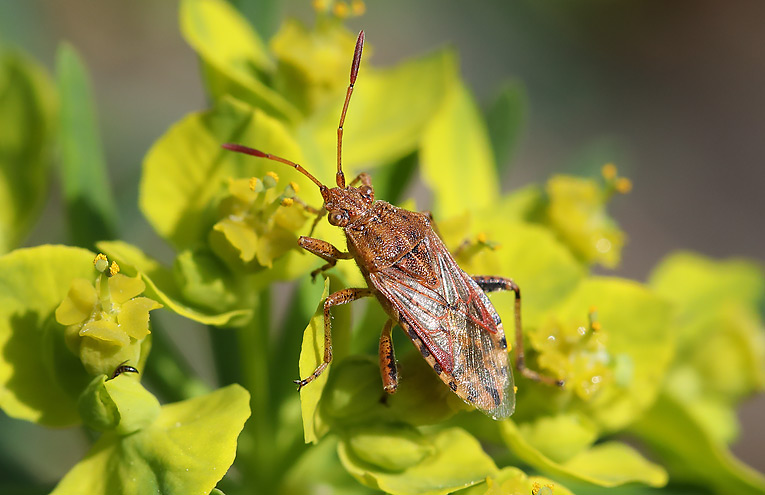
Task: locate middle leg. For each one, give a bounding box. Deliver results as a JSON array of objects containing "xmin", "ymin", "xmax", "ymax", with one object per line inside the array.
[{"xmin": 295, "ymin": 287, "xmax": 375, "ymax": 389}]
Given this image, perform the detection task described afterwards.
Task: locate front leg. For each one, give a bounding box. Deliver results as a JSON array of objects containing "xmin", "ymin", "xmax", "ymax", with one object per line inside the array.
[
  {"xmin": 472, "ymin": 276, "xmax": 565, "ymax": 387},
  {"xmin": 298, "ymin": 236, "xmax": 353, "ymax": 280},
  {"xmin": 295, "ymin": 287, "xmax": 375, "ymax": 389}
]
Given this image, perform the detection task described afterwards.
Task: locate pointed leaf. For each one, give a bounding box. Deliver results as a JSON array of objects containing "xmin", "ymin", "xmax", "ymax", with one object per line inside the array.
[
  {"xmin": 338, "ymin": 427, "xmax": 497, "ymax": 495},
  {"xmin": 630, "ymin": 392, "xmax": 765, "ymax": 495},
  {"xmin": 52, "ymin": 384, "xmax": 251, "ymax": 495},
  {"xmin": 298, "ymin": 277, "xmax": 331, "ymax": 443},
  {"xmin": 140, "ymin": 97, "xmax": 315, "ymax": 251},
  {"xmin": 0, "ymin": 245, "xmax": 95, "ymax": 426},
  {"xmin": 501, "ymin": 420, "xmax": 667, "ymax": 487},
  {"xmin": 300, "ymin": 49, "xmax": 458, "ymax": 179},
  {"xmin": 421, "ymin": 80, "xmax": 499, "ymax": 218},
  {"xmin": 0, "ymin": 47, "xmax": 56, "ymax": 252},
  {"xmin": 459, "ymin": 467, "xmax": 574, "ymax": 495},
  {"xmin": 56, "ymin": 43, "xmax": 118, "ymax": 247},
  {"xmin": 485, "ymin": 80, "xmax": 527, "ymax": 174},
  {"xmin": 180, "ymin": 0, "xmax": 300, "ymax": 122}
]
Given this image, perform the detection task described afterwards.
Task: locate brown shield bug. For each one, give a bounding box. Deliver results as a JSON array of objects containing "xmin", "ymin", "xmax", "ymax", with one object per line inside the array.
[{"xmin": 223, "ymin": 31, "xmax": 561, "ymax": 419}]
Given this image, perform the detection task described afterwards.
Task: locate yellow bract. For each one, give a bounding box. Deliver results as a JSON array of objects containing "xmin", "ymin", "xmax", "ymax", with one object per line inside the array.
[
  {"xmin": 120, "ymin": 297, "xmax": 163, "ymax": 340},
  {"xmin": 545, "ymin": 175, "xmax": 625, "ymax": 268},
  {"xmin": 55, "ymin": 269, "xmax": 161, "ymax": 376},
  {"xmin": 108, "ymin": 273, "xmax": 145, "ymax": 304},
  {"xmin": 209, "ymin": 175, "xmax": 308, "ymax": 270},
  {"xmin": 55, "ymin": 278, "xmax": 98, "ymax": 325}
]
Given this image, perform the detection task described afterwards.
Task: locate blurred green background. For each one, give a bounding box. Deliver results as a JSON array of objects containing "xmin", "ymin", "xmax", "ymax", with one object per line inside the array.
[{"xmin": 1, "ymin": 0, "xmax": 763, "ymax": 486}]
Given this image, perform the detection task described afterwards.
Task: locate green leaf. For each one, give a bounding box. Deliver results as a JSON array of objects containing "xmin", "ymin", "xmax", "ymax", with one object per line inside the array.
[
  {"xmin": 173, "ymin": 248, "xmax": 243, "ymax": 312},
  {"xmin": 179, "ymin": 0, "xmax": 300, "ymax": 123},
  {"xmin": 318, "ymin": 356, "xmax": 390, "ymax": 430},
  {"xmin": 459, "ymin": 467, "xmax": 575, "ymax": 495},
  {"xmin": 77, "ymin": 374, "xmax": 161, "ymax": 434},
  {"xmin": 300, "ymin": 48, "xmax": 458, "ymax": 181},
  {"xmin": 384, "ymin": 350, "xmax": 471, "ymax": 425},
  {"xmin": 97, "ymin": 240, "xmax": 251, "ymax": 326},
  {"xmin": 318, "ymin": 351, "xmax": 467, "ymax": 436},
  {"xmin": 372, "ymin": 152, "xmax": 419, "ymax": 206},
  {"xmin": 51, "ymin": 384, "xmax": 251, "ymax": 495},
  {"xmin": 140, "ymin": 97, "xmax": 315, "ymax": 251},
  {"xmin": 0, "ymin": 245, "xmax": 95, "ymax": 426},
  {"xmin": 649, "ymin": 252, "xmax": 765, "ymax": 441},
  {"xmin": 516, "ymin": 413, "xmax": 598, "ymax": 464},
  {"xmin": 421, "ymin": 79, "xmax": 499, "ymax": 218},
  {"xmin": 56, "ymin": 43, "xmax": 118, "ymax": 248},
  {"xmin": 283, "ymin": 435, "xmax": 378, "ymax": 495},
  {"xmin": 298, "ymin": 277, "xmax": 331, "ymax": 443},
  {"xmin": 500, "ymin": 420, "xmax": 667, "ymax": 488},
  {"xmin": 485, "ymin": 80, "xmax": 527, "ymax": 174},
  {"xmin": 630, "ymin": 392, "xmax": 765, "ymax": 495},
  {"xmin": 228, "ymin": 0, "xmax": 281, "ymax": 41},
  {"xmin": 338, "ymin": 427, "xmax": 498, "ymax": 495},
  {"xmin": 649, "ymin": 251, "xmax": 765, "ymax": 338},
  {"xmin": 344, "ymin": 423, "xmax": 434, "ymax": 472},
  {"xmin": 0, "ymin": 47, "xmax": 56, "ymax": 253}
]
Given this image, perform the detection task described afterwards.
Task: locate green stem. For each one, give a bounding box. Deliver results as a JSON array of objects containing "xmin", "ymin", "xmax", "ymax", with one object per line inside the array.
[{"xmin": 237, "ymin": 288, "xmax": 279, "ymax": 492}]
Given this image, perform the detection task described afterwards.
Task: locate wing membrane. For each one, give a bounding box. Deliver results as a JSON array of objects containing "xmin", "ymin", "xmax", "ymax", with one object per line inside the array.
[{"xmin": 370, "ymin": 233, "xmax": 515, "ymax": 419}]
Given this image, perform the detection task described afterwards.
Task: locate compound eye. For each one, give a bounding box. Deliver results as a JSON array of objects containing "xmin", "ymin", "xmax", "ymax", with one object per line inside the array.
[
  {"xmin": 328, "ymin": 210, "xmax": 349, "ymax": 227},
  {"xmin": 359, "ymin": 185, "xmax": 374, "ymax": 202}
]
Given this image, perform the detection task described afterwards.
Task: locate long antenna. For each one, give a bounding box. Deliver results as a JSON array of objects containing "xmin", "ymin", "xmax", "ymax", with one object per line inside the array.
[
  {"xmin": 221, "ymin": 143, "xmax": 325, "ymax": 190},
  {"xmin": 336, "ymin": 30, "xmax": 365, "ymax": 188}
]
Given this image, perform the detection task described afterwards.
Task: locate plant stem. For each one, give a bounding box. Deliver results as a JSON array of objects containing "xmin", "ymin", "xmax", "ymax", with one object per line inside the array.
[{"xmin": 237, "ymin": 288, "xmax": 279, "ymax": 492}]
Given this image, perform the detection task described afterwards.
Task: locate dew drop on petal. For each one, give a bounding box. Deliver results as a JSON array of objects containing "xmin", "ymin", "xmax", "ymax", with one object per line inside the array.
[{"xmin": 595, "ymin": 238, "xmax": 612, "ymax": 253}]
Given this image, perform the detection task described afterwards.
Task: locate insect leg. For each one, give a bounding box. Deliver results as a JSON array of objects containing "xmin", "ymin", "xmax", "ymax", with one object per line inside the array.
[
  {"xmin": 348, "ymin": 172, "xmax": 372, "ymax": 188},
  {"xmin": 298, "ymin": 236, "xmax": 353, "ymax": 279},
  {"xmin": 295, "ymin": 287, "xmax": 375, "ymax": 389},
  {"xmin": 378, "ymin": 319, "xmax": 398, "ymax": 393},
  {"xmin": 472, "ymin": 276, "xmax": 565, "ymax": 387},
  {"xmin": 291, "ymin": 199, "xmax": 326, "ymax": 236}
]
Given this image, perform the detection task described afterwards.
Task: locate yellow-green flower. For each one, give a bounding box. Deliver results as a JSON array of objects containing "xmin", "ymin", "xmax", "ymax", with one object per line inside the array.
[
  {"xmin": 530, "ymin": 313, "xmax": 613, "ymax": 402},
  {"xmin": 543, "ymin": 167, "xmax": 629, "ymax": 268},
  {"xmin": 209, "ymin": 174, "xmax": 310, "ymax": 271},
  {"xmin": 55, "ymin": 256, "xmax": 162, "ymax": 376}
]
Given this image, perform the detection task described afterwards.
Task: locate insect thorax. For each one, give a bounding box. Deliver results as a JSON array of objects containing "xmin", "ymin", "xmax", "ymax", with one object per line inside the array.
[{"xmin": 345, "ymin": 202, "xmax": 432, "ymax": 273}]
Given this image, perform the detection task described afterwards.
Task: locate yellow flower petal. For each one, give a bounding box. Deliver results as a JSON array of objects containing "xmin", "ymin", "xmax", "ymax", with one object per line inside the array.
[
  {"xmin": 55, "ymin": 278, "xmax": 98, "ymax": 325},
  {"xmin": 80, "ymin": 319, "xmax": 129, "ymax": 346},
  {"xmin": 108, "ymin": 273, "xmax": 146, "ymax": 304},
  {"xmin": 119, "ymin": 297, "xmax": 163, "ymax": 340},
  {"xmin": 213, "ymin": 218, "xmax": 259, "ymax": 262}
]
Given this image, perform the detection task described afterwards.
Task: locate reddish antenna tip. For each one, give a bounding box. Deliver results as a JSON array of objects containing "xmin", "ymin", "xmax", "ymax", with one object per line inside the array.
[
  {"xmin": 350, "ymin": 31, "xmax": 365, "ymax": 84},
  {"xmin": 222, "ymin": 143, "xmax": 267, "ymax": 157}
]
